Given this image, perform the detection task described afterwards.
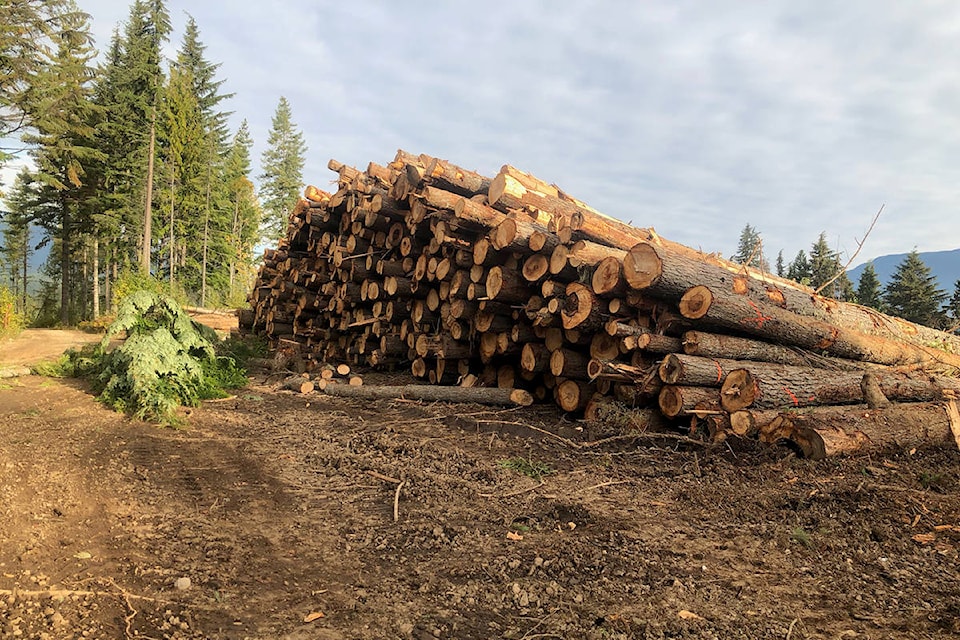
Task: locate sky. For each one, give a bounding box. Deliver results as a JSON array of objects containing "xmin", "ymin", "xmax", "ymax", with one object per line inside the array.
[{"xmin": 6, "ymin": 0, "xmax": 960, "ymax": 268}]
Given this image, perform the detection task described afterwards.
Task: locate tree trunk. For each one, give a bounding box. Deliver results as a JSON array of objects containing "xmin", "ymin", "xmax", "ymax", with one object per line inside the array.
[
  {"xmin": 92, "ymin": 236, "xmax": 100, "ymax": 320},
  {"xmin": 320, "ymin": 383, "xmax": 533, "ymax": 406},
  {"xmin": 142, "ymin": 107, "xmax": 156, "ymax": 275},
  {"xmin": 719, "ymin": 365, "xmax": 960, "ymax": 412},
  {"xmin": 658, "ymin": 385, "xmax": 722, "ymax": 418},
  {"xmin": 679, "ymin": 285, "xmax": 960, "ymax": 368},
  {"xmin": 60, "ymin": 195, "xmax": 70, "ymax": 326},
  {"xmin": 681, "ymin": 330, "xmax": 866, "ymax": 370},
  {"xmin": 758, "ymin": 401, "xmax": 960, "ymax": 459}
]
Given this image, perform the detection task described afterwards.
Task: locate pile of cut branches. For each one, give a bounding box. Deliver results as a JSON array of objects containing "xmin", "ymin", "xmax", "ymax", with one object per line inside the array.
[{"xmin": 54, "ymin": 291, "xmax": 247, "ymax": 424}]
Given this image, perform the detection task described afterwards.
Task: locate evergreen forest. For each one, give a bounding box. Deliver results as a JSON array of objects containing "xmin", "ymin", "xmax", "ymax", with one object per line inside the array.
[{"xmin": 0, "ymin": 0, "xmax": 306, "ymax": 328}]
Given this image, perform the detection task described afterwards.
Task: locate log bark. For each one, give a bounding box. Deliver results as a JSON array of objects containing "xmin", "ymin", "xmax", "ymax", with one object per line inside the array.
[
  {"xmin": 719, "ymin": 365, "xmax": 960, "ymax": 412},
  {"xmin": 679, "ymin": 285, "xmax": 960, "ymax": 368},
  {"xmin": 658, "ymin": 353, "xmax": 741, "ymax": 387},
  {"xmin": 319, "ymin": 383, "xmax": 534, "ymax": 406},
  {"xmin": 681, "ymin": 330, "xmax": 866, "ymax": 370},
  {"xmin": 756, "ymin": 402, "xmax": 960, "ymax": 459},
  {"xmin": 625, "ymin": 240, "xmax": 960, "ymax": 354}
]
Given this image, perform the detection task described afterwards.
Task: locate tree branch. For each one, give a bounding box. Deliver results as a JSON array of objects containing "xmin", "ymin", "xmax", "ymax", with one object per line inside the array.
[{"xmin": 814, "ymin": 204, "xmax": 884, "ymax": 296}]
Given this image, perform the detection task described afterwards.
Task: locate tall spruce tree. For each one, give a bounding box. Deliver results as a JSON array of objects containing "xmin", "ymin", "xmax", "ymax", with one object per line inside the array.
[
  {"xmin": 883, "ymin": 250, "xmax": 946, "ymax": 327},
  {"xmin": 259, "ymin": 96, "xmax": 306, "ymax": 242},
  {"xmin": 730, "ymin": 224, "xmax": 766, "ymax": 269},
  {"xmin": 807, "ymin": 232, "xmax": 853, "ymax": 300},
  {"xmin": 855, "ymin": 263, "xmax": 882, "ymax": 310},
  {"xmin": 775, "ymin": 250, "xmax": 785, "ymax": 278},
  {"xmin": 22, "ymin": 5, "xmax": 103, "ymax": 325},
  {"xmin": 224, "ymin": 120, "xmax": 260, "ymax": 302},
  {"xmin": 174, "ymin": 17, "xmax": 233, "ymax": 305},
  {"xmin": 105, "ymin": 0, "xmax": 171, "ymax": 274},
  {"xmin": 157, "ymin": 65, "xmax": 205, "ymax": 292},
  {"xmin": 786, "ymin": 250, "xmax": 811, "ymax": 284},
  {"xmin": 0, "ymin": 0, "xmax": 75, "ymax": 161}
]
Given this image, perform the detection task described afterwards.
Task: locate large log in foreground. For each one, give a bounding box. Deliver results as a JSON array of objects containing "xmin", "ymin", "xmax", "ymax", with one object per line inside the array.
[
  {"xmin": 753, "ymin": 401, "xmax": 960, "ymax": 459},
  {"xmin": 245, "ymin": 148, "xmax": 960, "ymax": 459}
]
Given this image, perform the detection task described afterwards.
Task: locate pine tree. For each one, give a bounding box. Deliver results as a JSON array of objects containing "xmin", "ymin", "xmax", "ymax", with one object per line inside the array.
[
  {"xmin": 157, "ymin": 65, "xmax": 205, "ymax": 292},
  {"xmin": 775, "ymin": 250, "xmax": 785, "ymax": 278},
  {"xmin": 806, "ymin": 232, "xmax": 853, "ymax": 300},
  {"xmin": 224, "ymin": 120, "xmax": 260, "ymax": 302},
  {"xmin": 883, "ymin": 250, "xmax": 946, "ymax": 327},
  {"xmin": 0, "ymin": 0, "xmax": 76, "ymax": 157},
  {"xmin": 259, "ymin": 96, "xmax": 306, "ymax": 241},
  {"xmin": 0, "ymin": 170, "xmax": 40, "ymax": 313},
  {"xmin": 21, "ymin": 5, "xmax": 103, "ymax": 325},
  {"xmin": 944, "ymin": 280, "xmax": 960, "ymax": 332},
  {"xmin": 174, "ymin": 15, "xmax": 232, "ymax": 150},
  {"xmin": 786, "ymin": 250, "xmax": 811, "ymax": 285},
  {"xmin": 173, "ymin": 17, "xmax": 233, "ymax": 305},
  {"xmin": 730, "ymin": 224, "xmax": 766, "ymax": 269},
  {"xmin": 855, "ymin": 263, "xmax": 883, "ymax": 310},
  {"xmin": 98, "ymin": 0, "xmax": 171, "ymax": 274}
]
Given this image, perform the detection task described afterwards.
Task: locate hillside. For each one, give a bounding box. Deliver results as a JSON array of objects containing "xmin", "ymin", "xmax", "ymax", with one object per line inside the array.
[{"xmin": 848, "ymin": 248, "xmax": 960, "ymax": 292}]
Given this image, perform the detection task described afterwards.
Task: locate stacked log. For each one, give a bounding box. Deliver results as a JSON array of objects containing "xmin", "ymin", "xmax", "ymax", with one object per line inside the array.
[{"xmin": 243, "ymin": 150, "xmax": 960, "ymax": 458}]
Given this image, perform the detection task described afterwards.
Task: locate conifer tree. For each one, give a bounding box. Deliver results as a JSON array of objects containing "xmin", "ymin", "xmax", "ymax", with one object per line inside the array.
[
  {"xmin": 855, "ymin": 263, "xmax": 882, "ymax": 310},
  {"xmin": 730, "ymin": 224, "xmax": 766, "ymax": 269},
  {"xmin": 22, "ymin": 5, "xmax": 103, "ymax": 325},
  {"xmin": 173, "ymin": 17, "xmax": 233, "ymax": 305},
  {"xmin": 807, "ymin": 232, "xmax": 853, "ymax": 300},
  {"xmin": 100, "ymin": 0, "xmax": 170, "ymax": 274},
  {"xmin": 0, "ymin": 0, "xmax": 75, "ymax": 161},
  {"xmin": 945, "ymin": 280, "xmax": 960, "ymax": 332},
  {"xmin": 1, "ymin": 170, "xmax": 39, "ymax": 313},
  {"xmin": 224, "ymin": 120, "xmax": 260, "ymax": 302},
  {"xmin": 786, "ymin": 250, "xmax": 811, "ymax": 284},
  {"xmin": 775, "ymin": 250, "xmax": 785, "ymax": 278},
  {"xmin": 883, "ymin": 250, "xmax": 946, "ymax": 327},
  {"xmin": 259, "ymin": 96, "xmax": 306, "ymax": 241},
  {"xmin": 157, "ymin": 65, "xmax": 205, "ymax": 291}
]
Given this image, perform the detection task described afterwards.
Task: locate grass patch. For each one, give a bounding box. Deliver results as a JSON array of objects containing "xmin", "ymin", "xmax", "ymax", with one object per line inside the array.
[
  {"xmin": 497, "ymin": 457, "xmax": 554, "ymax": 481},
  {"xmin": 791, "ymin": 527, "xmax": 813, "ymax": 548}
]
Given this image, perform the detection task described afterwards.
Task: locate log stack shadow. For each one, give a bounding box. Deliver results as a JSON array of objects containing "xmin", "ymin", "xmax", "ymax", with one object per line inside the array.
[{"xmin": 242, "ymin": 150, "xmax": 960, "ymax": 458}]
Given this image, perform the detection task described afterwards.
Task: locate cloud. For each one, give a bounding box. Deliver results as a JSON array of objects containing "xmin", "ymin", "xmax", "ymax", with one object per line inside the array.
[{"xmin": 55, "ymin": 1, "xmax": 960, "ymax": 267}]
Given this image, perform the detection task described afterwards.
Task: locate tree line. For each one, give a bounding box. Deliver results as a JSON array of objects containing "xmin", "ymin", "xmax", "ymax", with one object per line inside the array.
[
  {"xmin": 0, "ymin": 0, "xmax": 307, "ymax": 326},
  {"xmin": 732, "ymin": 224, "xmax": 960, "ymax": 331}
]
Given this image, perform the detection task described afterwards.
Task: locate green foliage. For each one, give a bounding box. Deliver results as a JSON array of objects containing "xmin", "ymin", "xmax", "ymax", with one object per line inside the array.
[
  {"xmin": 855, "ymin": 263, "xmax": 883, "ymax": 310},
  {"xmin": 775, "ymin": 250, "xmax": 785, "ymax": 278},
  {"xmin": 730, "ymin": 224, "xmax": 767, "ymax": 270},
  {"xmin": 945, "ymin": 280, "xmax": 960, "ymax": 331},
  {"xmin": 808, "ymin": 232, "xmax": 854, "ymax": 300},
  {"xmin": 497, "ymin": 457, "xmax": 554, "ymax": 481},
  {"xmin": 0, "ymin": 287, "xmax": 25, "ymax": 338},
  {"xmin": 883, "ymin": 250, "xmax": 947, "ymax": 327},
  {"xmin": 36, "ymin": 290, "xmax": 247, "ymax": 424},
  {"xmin": 259, "ymin": 96, "xmax": 307, "ymax": 242},
  {"xmin": 790, "ymin": 527, "xmax": 813, "ymax": 548},
  {"xmin": 786, "ymin": 250, "xmax": 811, "ymax": 285}
]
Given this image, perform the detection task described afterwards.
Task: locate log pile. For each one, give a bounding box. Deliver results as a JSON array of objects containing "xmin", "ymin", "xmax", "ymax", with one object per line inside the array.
[{"xmin": 243, "ymin": 150, "xmax": 960, "ymax": 458}]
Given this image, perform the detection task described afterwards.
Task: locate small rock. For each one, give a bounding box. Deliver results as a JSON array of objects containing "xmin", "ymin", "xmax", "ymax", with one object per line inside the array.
[{"xmin": 174, "ymin": 577, "xmax": 191, "ymax": 591}]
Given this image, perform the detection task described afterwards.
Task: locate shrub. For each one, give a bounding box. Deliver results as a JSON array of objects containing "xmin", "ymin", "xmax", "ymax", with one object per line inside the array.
[{"xmin": 0, "ymin": 287, "xmax": 25, "ymax": 339}]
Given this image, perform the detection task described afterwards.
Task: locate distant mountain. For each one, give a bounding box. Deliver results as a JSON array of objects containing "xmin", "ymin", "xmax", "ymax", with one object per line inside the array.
[{"xmin": 848, "ymin": 248, "xmax": 960, "ymax": 293}]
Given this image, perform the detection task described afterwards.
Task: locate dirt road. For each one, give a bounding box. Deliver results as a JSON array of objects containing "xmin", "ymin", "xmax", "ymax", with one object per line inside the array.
[
  {"xmin": 0, "ymin": 329, "xmax": 102, "ymax": 368},
  {"xmin": 0, "ymin": 369, "xmax": 958, "ymax": 639}
]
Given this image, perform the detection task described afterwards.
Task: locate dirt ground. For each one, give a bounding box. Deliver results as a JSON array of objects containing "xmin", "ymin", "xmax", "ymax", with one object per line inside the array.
[{"xmin": 0, "ymin": 331, "xmax": 958, "ymax": 639}]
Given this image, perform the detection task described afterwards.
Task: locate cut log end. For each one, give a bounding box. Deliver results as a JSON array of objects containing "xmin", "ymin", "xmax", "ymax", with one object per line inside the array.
[{"xmin": 679, "ymin": 285, "xmax": 713, "ymax": 320}]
